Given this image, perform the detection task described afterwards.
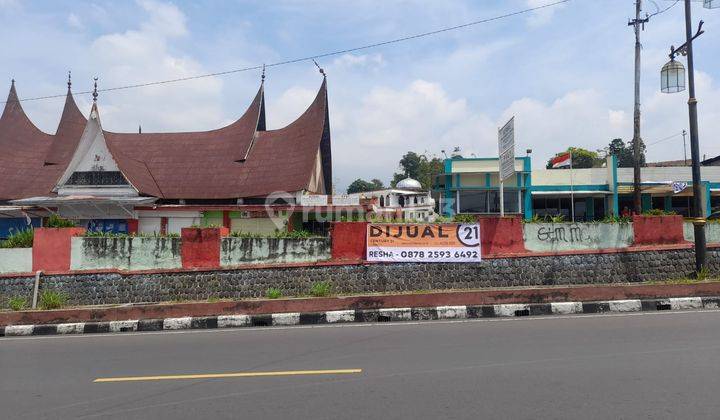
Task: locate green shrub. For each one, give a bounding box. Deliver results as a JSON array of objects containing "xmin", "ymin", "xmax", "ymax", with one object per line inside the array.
[
  {"xmin": 266, "ymin": 288, "xmax": 282, "ymax": 299},
  {"xmin": 310, "ymin": 281, "xmax": 332, "ymax": 297},
  {"xmin": 696, "ymin": 266, "xmax": 711, "ymax": 281},
  {"xmin": 0, "ymin": 229, "xmax": 34, "ymax": 248},
  {"xmin": 8, "ymin": 296, "xmax": 27, "ymax": 311},
  {"xmin": 38, "ymin": 290, "xmax": 67, "ymax": 310},
  {"xmin": 45, "ymin": 214, "xmax": 76, "ymax": 228},
  {"xmin": 642, "ymin": 209, "xmax": 677, "ymax": 216},
  {"xmin": 452, "ymin": 214, "xmax": 478, "ymax": 223}
]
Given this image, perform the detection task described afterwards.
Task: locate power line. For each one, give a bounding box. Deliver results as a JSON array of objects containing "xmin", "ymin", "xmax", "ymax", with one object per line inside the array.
[
  {"xmin": 645, "ymin": 131, "xmax": 684, "ymax": 146},
  {"xmin": 3, "ymin": 0, "xmax": 571, "ymax": 105}
]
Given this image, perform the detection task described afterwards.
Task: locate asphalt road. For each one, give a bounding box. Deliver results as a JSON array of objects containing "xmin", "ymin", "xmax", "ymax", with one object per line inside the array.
[{"xmin": 2, "ymin": 310, "xmax": 720, "ymax": 419}]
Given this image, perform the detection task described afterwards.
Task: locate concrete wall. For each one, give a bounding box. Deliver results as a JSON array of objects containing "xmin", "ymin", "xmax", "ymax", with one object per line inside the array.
[
  {"xmin": 684, "ymin": 222, "xmax": 720, "ymax": 244},
  {"xmin": 0, "ymin": 247, "xmax": 713, "ymax": 307},
  {"xmin": 221, "ymin": 237, "xmax": 331, "ymax": 267},
  {"xmin": 70, "ymin": 237, "xmax": 182, "ymax": 271},
  {"xmin": 0, "ymin": 248, "xmax": 32, "ymax": 274},
  {"xmin": 524, "ymin": 223, "xmax": 633, "ymax": 252}
]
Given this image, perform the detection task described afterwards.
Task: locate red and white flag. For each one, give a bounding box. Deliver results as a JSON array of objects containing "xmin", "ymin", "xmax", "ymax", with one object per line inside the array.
[{"xmin": 550, "ymin": 152, "xmax": 572, "ymax": 169}]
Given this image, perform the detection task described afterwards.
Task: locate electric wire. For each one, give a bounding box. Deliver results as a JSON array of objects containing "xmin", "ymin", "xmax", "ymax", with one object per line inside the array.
[{"xmin": 2, "ymin": 0, "xmax": 571, "ymax": 105}]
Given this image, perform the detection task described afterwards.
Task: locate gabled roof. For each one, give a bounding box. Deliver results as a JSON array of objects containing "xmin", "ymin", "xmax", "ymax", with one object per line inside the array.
[
  {"xmin": 104, "ymin": 79, "xmax": 330, "ymax": 199},
  {"xmin": 0, "ymin": 81, "xmax": 86, "ymax": 200}
]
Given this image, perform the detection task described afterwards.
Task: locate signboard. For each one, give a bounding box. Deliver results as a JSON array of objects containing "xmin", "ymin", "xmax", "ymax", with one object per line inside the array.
[
  {"xmin": 367, "ymin": 223, "xmax": 481, "ymax": 263},
  {"xmin": 671, "ymin": 181, "xmax": 688, "ymax": 194},
  {"xmin": 300, "ymin": 195, "xmax": 328, "ymax": 206},
  {"xmin": 498, "ymin": 117, "xmax": 515, "ymax": 181},
  {"xmin": 332, "ymin": 194, "xmax": 360, "ymax": 206}
]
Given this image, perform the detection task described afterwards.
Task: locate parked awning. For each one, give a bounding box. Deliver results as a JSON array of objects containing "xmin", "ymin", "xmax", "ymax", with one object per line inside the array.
[{"xmin": 10, "ymin": 196, "xmax": 157, "ymax": 219}]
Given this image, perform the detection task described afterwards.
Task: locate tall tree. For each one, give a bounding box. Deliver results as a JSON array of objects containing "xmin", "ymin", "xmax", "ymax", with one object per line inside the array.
[
  {"xmin": 607, "ymin": 138, "xmax": 646, "ymax": 167},
  {"xmin": 346, "ymin": 178, "xmax": 384, "ymax": 194},
  {"xmin": 546, "ymin": 147, "xmax": 601, "ymax": 169},
  {"xmin": 391, "ymin": 151, "xmax": 443, "ymax": 190}
]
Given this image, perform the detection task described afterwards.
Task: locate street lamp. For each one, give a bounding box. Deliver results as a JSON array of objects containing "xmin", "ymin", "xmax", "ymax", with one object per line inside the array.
[
  {"xmin": 660, "ymin": 59, "xmax": 685, "ymax": 93},
  {"xmin": 660, "ymin": 0, "xmax": 712, "ymax": 275}
]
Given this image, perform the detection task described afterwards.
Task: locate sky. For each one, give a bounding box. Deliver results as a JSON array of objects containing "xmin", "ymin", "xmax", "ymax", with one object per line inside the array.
[{"xmin": 1, "ymin": 0, "xmax": 720, "ymax": 193}]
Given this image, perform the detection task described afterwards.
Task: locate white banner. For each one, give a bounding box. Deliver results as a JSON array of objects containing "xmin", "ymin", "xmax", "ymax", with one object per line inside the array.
[
  {"xmin": 332, "ymin": 194, "xmax": 360, "ymax": 206},
  {"xmin": 367, "ymin": 223, "xmax": 481, "ymax": 263}
]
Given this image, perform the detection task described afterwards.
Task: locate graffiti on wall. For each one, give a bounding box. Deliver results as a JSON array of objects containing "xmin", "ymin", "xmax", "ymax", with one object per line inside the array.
[{"xmin": 535, "ymin": 224, "xmax": 588, "ymax": 243}]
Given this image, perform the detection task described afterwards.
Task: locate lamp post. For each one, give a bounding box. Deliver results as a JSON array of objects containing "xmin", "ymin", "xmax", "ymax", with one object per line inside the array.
[{"xmin": 660, "ymin": 0, "xmax": 716, "ymax": 274}]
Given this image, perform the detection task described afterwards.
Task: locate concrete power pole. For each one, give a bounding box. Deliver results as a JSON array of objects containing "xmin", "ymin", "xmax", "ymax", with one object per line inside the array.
[{"xmin": 629, "ymin": 0, "xmax": 648, "ymax": 215}]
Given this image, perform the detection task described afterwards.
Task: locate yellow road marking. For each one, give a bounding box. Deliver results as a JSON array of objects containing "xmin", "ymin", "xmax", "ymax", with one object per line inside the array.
[{"xmin": 94, "ymin": 368, "xmax": 363, "ymax": 383}]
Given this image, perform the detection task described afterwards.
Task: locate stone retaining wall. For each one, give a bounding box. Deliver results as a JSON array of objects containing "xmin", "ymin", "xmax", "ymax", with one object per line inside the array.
[{"xmin": 1, "ymin": 247, "xmax": 716, "ymax": 308}]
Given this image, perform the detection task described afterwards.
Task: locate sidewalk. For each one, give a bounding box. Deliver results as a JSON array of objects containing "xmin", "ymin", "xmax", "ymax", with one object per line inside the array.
[{"xmin": 2, "ymin": 281, "xmax": 720, "ymax": 337}]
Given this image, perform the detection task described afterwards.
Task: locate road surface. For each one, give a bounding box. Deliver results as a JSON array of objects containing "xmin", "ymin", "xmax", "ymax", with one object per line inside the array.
[{"xmin": 2, "ymin": 310, "xmax": 720, "ymax": 419}]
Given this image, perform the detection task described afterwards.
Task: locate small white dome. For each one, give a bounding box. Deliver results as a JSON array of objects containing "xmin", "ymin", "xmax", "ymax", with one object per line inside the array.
[{"xmin": 396, "ymin": 177, "xmax": 422, "ymax": 190}]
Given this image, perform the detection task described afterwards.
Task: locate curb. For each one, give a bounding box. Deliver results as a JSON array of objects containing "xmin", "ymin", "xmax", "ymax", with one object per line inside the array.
[{"xmin": 2, "ymin": 296, "xmax": 718, "ymax": 338}]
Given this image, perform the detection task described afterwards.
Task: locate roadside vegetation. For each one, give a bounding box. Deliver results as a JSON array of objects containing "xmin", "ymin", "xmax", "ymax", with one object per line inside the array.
[
  {"xmin": 266, "ymin": 288, "xmax": 282, "ymax": 299},
  {"xmin": 8, "ymin": 296, "xmax": 27, "ymax": 311},
  {"xmin": 229, "ymin": 229, "xmax": 318, "ymax": 239},
  {"xmin": 38, "ymin": 290, "xmax": 68, "ymax": 310},
  {"xmin": 310, "ymin": 281, "xmax": 333, "ymax": 297},
  {"xmin": 0, "ymin": 229, "xmax": 34, "ymax": 248}
]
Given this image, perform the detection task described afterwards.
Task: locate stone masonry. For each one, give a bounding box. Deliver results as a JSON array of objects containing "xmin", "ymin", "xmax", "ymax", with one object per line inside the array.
[{"xmin": 0, "ymin": 247, "xmax": 717, "ymax": 308}]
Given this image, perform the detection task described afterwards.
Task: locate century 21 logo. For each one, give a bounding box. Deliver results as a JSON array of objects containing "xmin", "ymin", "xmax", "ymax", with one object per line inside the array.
[{"xmin": 456, "ymin": 224, "xmax": 480, "ymax": 247}]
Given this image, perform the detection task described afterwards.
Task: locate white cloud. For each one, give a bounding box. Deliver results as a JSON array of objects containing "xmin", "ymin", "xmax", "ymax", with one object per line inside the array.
[
  {"xmin": 332, "ymin": 53, "xmax": 385, "ymax": 70},
  {"xmin": 67, "ymin": 13, "xmax": 82, "ymax": 29},
  {"xmin": 526, "ymin": 0, "xmax": 566, "ymax": 28},
  {"xmin": 89, "ymin": 0, "xmax": 222, "ymax": 132}
]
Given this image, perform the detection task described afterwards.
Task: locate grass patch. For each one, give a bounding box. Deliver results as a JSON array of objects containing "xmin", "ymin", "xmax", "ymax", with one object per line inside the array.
[
  {"xmin": 8, "ymin": 296, "xmax": 27, "ymax": 311},
  {"xmin": 266, "ymin": 288, "xmax": 282, "ymax": 299},
  {"xmin": 0, "ymin": 229, "xmax": 34, "ymax": 248},
  {"xmin": 309, "ymin": 281, "xmax": 333, "ymax": 297},
  {"xmin": 38, "ymin": 290, "xmax": 67, "ymax": 310},
  {"xmin": 230, "ymin": 229, "xmax": 318, "ymax": 239}
]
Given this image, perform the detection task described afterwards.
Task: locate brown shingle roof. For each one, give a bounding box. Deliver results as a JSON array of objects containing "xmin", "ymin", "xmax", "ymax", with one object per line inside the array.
[
  {"xmin": 0, "ymin": 82, "xmax": 86, "ymax": 200},
  {"xmin": 104, "ymin": 79, "xmax": 330, "ymax": 199}
]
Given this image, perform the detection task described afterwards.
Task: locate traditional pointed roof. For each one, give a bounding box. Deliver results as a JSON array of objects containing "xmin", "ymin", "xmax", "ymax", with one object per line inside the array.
[
  {"xmin": 44, "ymin": 81, "xmax": 87, "ymax": 166},
  {"xmin": 0, "ymin": 81, "xmax": 54, "ymax": 200},
  {"xmin": 1, "ymin": 78, "xmax": 331, "ymax": 201},
  {"xmin": 237, "ymin": 78, "xmax": 331, "ymax": 197}
]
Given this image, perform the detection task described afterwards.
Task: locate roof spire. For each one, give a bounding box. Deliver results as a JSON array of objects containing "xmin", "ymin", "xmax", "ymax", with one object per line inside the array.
[
  {"xmin": 261, "ymin": 64, "xmax": 266, "ymax": 83},
  {"xmin": 92, "ymin": 77, "xmax": 98, "ymax": 103},
  {"xmin": 67, "ymin": 71, "xmax": 72, "ymax": 91},
  {"xmin": 138, "ymin": 125, "xmax": 142, "ymax": 134},
  {"xmin": 312, "ymin": 59, "xmax": 326, "ymax": 78}
]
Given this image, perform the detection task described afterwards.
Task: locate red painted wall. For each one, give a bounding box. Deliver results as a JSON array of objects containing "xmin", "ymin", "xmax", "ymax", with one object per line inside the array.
[
  {"xmin": 478, "ymin": 216, "xmax": 526, "ymax": 256},
  {"xmin": 32, "ymin": 227, "xmax": 86, "ymax": 272},
  {"xmin": 632, "ymin": 215, "xmax": 687, "ymax": 245},
  {"xmin": 127, "ymin": 219, "xmax": 139, "ymax": 235},
  {"xmin": 331, "ymin": 222, "xmax": 368, "ymax": 261},
  {"xmin": 181, "ymin": 227, "xmax": 229, "ymax": 269}
]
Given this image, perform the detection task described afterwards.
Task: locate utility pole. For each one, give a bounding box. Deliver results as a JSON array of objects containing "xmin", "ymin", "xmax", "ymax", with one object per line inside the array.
[
  {"xmin": 629, "ymin": 0, "xmax": 648, "ymax": 215},
  {"xmin": 683, "ymin": 0, "xmax": 706, "ymax": 272}
]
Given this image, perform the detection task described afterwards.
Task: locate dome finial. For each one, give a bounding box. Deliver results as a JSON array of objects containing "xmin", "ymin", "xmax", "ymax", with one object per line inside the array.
[
  {"xmin": 261, "ymin": 64, "xmax": 266, "ymax": 83},
  {"xmin": 92, "ymin": 76, "xmax": 98, "ymax": 102},
  {"xmin": 67, "ymin": 71, "xmax": 72, "ymax": 90}
]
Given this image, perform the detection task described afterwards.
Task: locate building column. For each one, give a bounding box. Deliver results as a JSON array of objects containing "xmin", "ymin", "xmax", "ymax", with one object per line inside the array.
[
  {"xmin": 641, "ymin": 194, "xmax": 652, "ymax": 212},
  {"xmin": 664, "ymin": 195, "xmax": 673, "ymax": 213},
  {"xmin": 127, "ymin": 219, "xmax": 139, "ymax": 235},
  {"xmin": 585, "ymin": 197, "xmax": 595, "ymax": 220}
]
